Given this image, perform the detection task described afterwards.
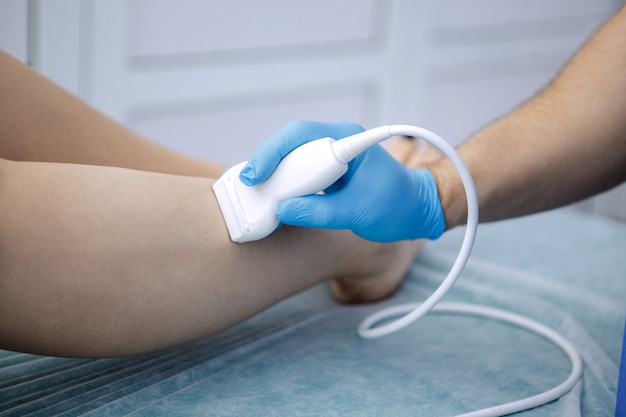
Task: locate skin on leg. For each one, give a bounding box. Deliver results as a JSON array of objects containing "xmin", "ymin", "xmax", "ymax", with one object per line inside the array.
[
  {"xmin": 0, "ymin": 156, "xmax": 424, "ymax": 357},
  {"xmin": 0, "ymin": 50, "xmax": 225, "ymax": 178}
]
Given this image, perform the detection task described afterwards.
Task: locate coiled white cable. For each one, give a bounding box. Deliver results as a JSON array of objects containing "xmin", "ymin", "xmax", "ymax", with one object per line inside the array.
[
  {"xmin": 351, "ymin": 125, "xmax": 582, "ymax": 416},
  {"xmin": 363, "ymin": 302, "xmax": 583, "ymax": 417}
]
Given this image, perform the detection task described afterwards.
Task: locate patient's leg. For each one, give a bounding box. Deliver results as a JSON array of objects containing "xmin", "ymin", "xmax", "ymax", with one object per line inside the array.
[
  {"xmin": 0, "ymin": 50, "xmax": 225, "ymax": 178},
  {"xmin": 0, "ymin": 51, "xmax": 428, "ymax": 358},
  {"xmin": 0, "ymin": 155, "xmax": 425, "ymax": 358}
]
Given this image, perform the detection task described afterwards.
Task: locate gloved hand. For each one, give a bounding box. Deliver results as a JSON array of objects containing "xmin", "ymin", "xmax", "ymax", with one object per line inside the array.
[{"xmin": 239, "ymin": 120, "xmax": 446, "ymax": 242}]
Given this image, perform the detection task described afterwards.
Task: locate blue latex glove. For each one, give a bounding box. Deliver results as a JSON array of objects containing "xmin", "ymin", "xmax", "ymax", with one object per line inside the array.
[{"xmin": 240, "ymin": 121, "xmax": 446, "ymax": 242}]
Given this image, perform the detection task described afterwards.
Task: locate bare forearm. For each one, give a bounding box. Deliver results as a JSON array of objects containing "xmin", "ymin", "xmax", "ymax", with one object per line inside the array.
[
  {"xmin": 0, "ymin": 158, "xmax": 355, "ymax": 357},
  {"xmin": 0, "ymin": 50, "xmax": 225, "ymax": 177},
  {"xmin": 431, "ymin": 6, "xmax": 626, "ymax": 228}
]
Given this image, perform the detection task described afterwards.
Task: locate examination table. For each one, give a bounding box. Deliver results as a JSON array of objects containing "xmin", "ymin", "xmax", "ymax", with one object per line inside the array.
[{"xmin": 1, "ymin": 208, "xmax": 624, "ymax": 416}]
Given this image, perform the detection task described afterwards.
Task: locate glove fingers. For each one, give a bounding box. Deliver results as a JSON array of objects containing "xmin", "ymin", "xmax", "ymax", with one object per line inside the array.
[{"xmin": 277, "ymin": 194, "xmax": 351, "ymax": 230}]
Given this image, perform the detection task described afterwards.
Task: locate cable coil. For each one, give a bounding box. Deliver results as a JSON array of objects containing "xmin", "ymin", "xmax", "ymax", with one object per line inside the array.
[{"xmin": 356, "ymin": 125, "xmax": 582, "ymax": 417}]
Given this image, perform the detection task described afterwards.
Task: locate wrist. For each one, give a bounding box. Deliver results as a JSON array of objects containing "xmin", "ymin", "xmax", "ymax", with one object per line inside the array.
[{"xmin": 425, "ymin": 157, "xmax": 467, "ymax": 231}]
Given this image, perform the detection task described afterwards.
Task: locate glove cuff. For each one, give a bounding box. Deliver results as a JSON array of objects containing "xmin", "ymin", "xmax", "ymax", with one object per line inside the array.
[{"xmin": 413, "ymin": 169, "xmax": 446, "ymax": 240}]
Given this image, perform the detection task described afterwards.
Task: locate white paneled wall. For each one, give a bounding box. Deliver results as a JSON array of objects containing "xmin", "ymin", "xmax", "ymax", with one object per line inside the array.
[
  {"xmin": 80, "ymin": 0, "xmax": 397, "ymax": 163},
  {"xmin": 4, "ymin": 0, "xmax": 626, "ymax": 220},
  {"xmin": 411, "ymin": 0, "xmax": 619, "ymax": 143},
  {"xmin": 129, "ymin": 0, "xmax": 379, "ymax": 57},
  {"xmin": 0, "ymin": 0, "xmax": 28, "ymax": 63}
]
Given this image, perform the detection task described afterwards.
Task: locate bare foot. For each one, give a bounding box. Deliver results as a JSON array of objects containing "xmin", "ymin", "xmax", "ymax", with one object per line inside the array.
[{"xmin": 330, "ymin": 137, "xmax": 433, "ymax": 303}]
